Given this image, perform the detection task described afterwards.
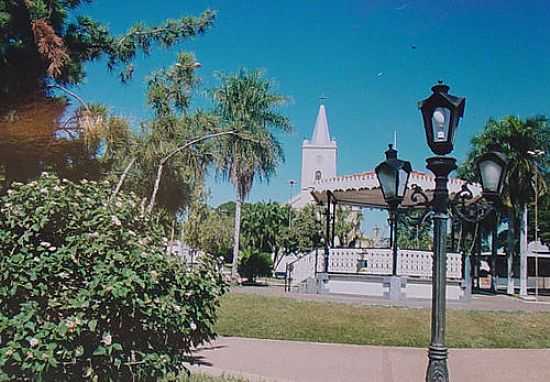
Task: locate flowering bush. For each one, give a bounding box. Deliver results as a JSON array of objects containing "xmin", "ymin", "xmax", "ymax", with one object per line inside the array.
[{"xmin": 0, "ymin": 174, "xmax": 226, "ymax": 381}]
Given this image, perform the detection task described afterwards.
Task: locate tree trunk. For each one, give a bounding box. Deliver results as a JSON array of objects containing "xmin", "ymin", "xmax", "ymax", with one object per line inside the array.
[
  {"xmin": 111, "ymin": 157, "xmax": 136, "ymax": 202},
  {"xmin": 506, "ymin": 210, "xmax": 515, "ymax": 295},
  {"xmin": 231, "ymin": 195, "xmax": 243, "ymax": 282},
  {"xmin": 519, "ymin": 203, "xmax": 529, "ymax": 297},
  {"xmin": 147, "ymin": 161, "xmax": 164, "ymax": 214}
]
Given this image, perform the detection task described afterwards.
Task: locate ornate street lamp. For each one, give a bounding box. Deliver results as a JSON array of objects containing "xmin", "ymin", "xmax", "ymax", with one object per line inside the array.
[
  {"xmin": 375, "ymin": 144, "xmax": 412, "ymax": 276},
  {"xmin": 419, "ymin": 82, "xmax": 464, "ymax": 382},
  {"xmin": 413, "ymin": 83, "xmax": 507, "ymax": 382},
  {"xmin": 419, "ymin": 81, "xmax": 466, "ymax": 156}
]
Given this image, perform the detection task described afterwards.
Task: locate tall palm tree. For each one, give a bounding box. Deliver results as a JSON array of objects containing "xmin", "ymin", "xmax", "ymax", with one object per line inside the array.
[
  {"xmin": 211, "ymin": 69, "xmax": 291, "ymax": 281},
  {"xmin": 459, "ymin": 115, "xmax": 549, "ymax": 295}
]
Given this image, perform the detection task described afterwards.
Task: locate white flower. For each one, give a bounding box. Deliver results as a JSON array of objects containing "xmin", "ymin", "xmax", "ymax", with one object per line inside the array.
[
  {"xmin": 40, "ymin": 188, "xmax": 48, "ymax": 194},
  {"xmin": 48, "ymin": 246, "xmax": 56, "ymax": 252},
  {"xmin": 41, "ymin": 172, "xmax": 49, "ymax": 177},
  {"xmin": 29, "ymin": 338, "xmax": 39, "ymax": 347},
  {"xmin": 89, "ymin": 232, "xmax": 99, "ymax": 238},
  {"xmin": 40, "ymin": 241, "xmax": 51, "ymax": 248},
  {"xmin": 128, "ymin": 230, "xmax": 136, "ymax": 236},
  {"xmin": 7, "ymin": 189, "xmax": 13, "ymax": 195},
  {"xmin": 81, "ymin": 179, "xmax": 88, "ymax": 184},
  {"xmin": 102, "ymin": 333, "xmax": 112, "ymax": 346},
  {"xmin": 111, "ymin": 216, "xmax": 122, "ymax": 226},
  {"xmin": 190, "ymin": 322, "xmax": 197, "ymax": 331},
  {"xmin": 53, "ymin": 186, "xmax": 62, "ymax": 192}
]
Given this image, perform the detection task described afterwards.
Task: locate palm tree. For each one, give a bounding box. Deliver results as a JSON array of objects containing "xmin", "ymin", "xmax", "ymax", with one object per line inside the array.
[
  {"xmin": 459, "ymin": 115, "xmax": 549, "ymax": 296},
  {"xmin": 211, "ymin": 69, "xmax": 291, "ymax": 281}
]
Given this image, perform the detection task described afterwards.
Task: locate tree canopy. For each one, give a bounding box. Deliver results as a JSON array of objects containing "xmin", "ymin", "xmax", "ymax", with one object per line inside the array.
[{"xmin": 0, "ymin": 1, "xmax": 215, "ymax": 192}]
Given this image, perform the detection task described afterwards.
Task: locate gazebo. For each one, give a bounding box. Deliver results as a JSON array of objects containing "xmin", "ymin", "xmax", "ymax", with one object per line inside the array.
[{"xmin": 287, "ymin": 169, "xmax": 482, "ymax": 301}]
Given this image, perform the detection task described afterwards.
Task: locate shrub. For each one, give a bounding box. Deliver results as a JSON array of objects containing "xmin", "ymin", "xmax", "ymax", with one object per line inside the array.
[
  {"xmin": 237, "ymin": 249, "xmax": 272, "ymax": 283},
  {"xmin": 0, "ymin": 174, "xmax": 226, "ymax": 381}
]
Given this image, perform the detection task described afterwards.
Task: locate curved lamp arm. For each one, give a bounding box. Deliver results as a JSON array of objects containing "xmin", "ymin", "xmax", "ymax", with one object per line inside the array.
[{"xmin": 450, "ymin": 183, "xmax": 497, "ymax": 223}]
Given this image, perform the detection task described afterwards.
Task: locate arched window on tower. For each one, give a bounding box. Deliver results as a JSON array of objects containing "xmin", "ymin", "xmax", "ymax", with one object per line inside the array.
[{"xmin": 315, "ymin": 170, "xmax": 322, "ymax": 181}]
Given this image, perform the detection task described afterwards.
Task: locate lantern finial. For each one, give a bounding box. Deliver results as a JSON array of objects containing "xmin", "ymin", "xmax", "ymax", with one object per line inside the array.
[{"xmin": 385, "ymin": 144, "xmax": 397, "ymax": 159}]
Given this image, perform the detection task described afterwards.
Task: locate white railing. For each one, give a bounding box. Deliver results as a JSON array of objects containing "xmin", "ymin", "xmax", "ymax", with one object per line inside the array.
[
  {"xmin": 287, "ymin": 250, "xmax": 324, "ymax": 286},
  {"xmin": 287, "ymin": 248, "xmax": 463, "ymax": 287},
  {"xmin": 330, "ymin": 248, "xmax": 462, "ymax": 279}
]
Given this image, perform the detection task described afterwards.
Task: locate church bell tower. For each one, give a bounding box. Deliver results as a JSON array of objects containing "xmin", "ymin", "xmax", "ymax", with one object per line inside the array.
[{"xmin": 300, "ymin": 103, "xmax": 337, "ymax": 190}]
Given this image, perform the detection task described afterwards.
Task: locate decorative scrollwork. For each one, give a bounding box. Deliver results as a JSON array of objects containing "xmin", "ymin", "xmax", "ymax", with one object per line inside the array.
[
  {"xmin": 451, "ymin": 182, "xmax": 496, "ymax": 223},
  {"xmin": 410, "ymin": 184, "xmax": 430, "ymax": 208},
  {"xmin": 401, "ymin": 184, "xmax": 434, "ymax": 226}
]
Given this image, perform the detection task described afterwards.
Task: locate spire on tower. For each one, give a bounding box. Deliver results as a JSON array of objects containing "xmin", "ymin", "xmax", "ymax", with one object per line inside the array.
[{"xmin": 311, "ymin": 104, "xmax": 332, "ymax": 145}]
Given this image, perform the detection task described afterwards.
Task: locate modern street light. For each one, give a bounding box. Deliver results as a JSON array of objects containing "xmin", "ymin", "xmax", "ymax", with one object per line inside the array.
[
  {"xmin": 527, "ymin": 149, "xmax": 545, "ymax": 300},
  {"xmin": 375, "ymin": 144, "xmax": 412, "ymax": 276},
  {"xmin": 288, "ymin": 179, "xmax": 296, "ymax": 229},
  {"xmin": 414, "ymin": 82, "xmax": 507, "ymax": 382}
]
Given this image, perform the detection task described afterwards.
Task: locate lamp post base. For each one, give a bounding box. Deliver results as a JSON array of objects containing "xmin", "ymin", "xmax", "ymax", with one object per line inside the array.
[{"xmin": 426, "ymin": 346, "xmax": 449, "ymax": 382}]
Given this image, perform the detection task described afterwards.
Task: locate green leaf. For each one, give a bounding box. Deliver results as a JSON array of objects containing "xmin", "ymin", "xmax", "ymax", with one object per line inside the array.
[
  {"xmin": 93, "ymin": 346, "xmax": 106, "ymax": 356},
  {"xmin": 88, "ymin": 319, "xmax": 97, "ymax": 332}
]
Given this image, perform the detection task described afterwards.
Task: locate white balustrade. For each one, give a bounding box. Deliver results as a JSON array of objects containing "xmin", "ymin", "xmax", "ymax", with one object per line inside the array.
[
  {"xmin": 287, "ymin": 248, "xmax": 463, "ymax": 287},
  {"xmin": 328, "ymin": 248, "xmax": 462, "ymax": 279}
]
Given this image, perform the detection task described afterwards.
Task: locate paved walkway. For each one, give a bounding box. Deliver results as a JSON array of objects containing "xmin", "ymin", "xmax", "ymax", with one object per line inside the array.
[
  {"xmin": 233, "ymin": 285, "xmax": 550, "ymax": 312},
  {"xmin": 190, "ymin": 337, "xmax": 550, "ymax": 382}
]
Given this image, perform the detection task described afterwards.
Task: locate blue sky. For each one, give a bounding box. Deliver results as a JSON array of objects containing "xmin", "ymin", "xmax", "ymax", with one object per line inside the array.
[{"xmin": 76, "ymin": 0, "xmax": 550, "ymax": 233}]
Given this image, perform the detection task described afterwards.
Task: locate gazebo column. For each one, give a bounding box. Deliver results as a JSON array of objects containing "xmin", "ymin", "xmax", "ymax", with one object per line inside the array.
[
  {"xmin": 450, "ymin": 216, "xmax": 456, "ymax": 253},
  {"xmin": 474, "ymin": 225, "xmax": 482, "ymax": 290},
  {"xmin": 461, "ymin": 220, "xmax": 472, "ymax": 300},
  {"xmin": 330, "ymin": 192, "xmax": 336, "ymax": 247},
  {"xmin": 491, "ymin": 211, "xmax": 498, "ymax": 294},
  {"xmin": 323, "ymin": 192, "xmax": 332, "ymax": 273},
  {"xmin": 388, "ymin": 211, "xmax": 394, "ymax": 248}
]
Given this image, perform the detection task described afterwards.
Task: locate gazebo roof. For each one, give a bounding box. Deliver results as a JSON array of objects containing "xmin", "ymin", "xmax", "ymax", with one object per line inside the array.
[{"xmin": 310, "ymin": 170, "xmax": 481, "ymax": 209}]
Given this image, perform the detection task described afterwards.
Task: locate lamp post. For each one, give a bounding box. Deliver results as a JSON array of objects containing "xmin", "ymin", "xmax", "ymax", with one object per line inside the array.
[
  {"xmin": 415, "ymin": 82, "xmax": 507, "ymax": 382},
  {"xmin": 527, "ymin": 149, "xmax": 545, "ymax": 300},
  {"xmin": 375, "ymin": 144, "xmax": 412, "ymax": 276},
  {"xmin": 419, "ymin": 82, "xmax": 464, "ymax": 382},
  {"xmin": 288, "ymin": 179, "xmax": 296, "ymax": 229}
]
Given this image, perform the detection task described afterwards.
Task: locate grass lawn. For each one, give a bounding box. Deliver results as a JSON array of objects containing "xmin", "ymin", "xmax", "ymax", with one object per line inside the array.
[{"xmin": 216, "ymin": 293, "xmax": 550, "ymax": 348}]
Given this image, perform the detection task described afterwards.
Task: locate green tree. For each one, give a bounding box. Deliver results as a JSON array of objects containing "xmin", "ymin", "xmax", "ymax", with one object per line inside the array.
[
  {"xmin": 458, "ymin": 115, "xmax": 550, "ymax": 295},
  {"xmin": 211, "ymin": 70, "xmax": 291, "ymax": 281},
  {"xmin": 334, "ymin": 206, "xmax": 362, "ymax": 247},
  {"xmin": 237, "ymin": 248, "xmax": 273, "ymax": 284},
  {"xmin": 288, "ymin": 204, "xmax": 324, "ymax": 253},
  {"xmin": 396, "ymin": 213, "xmax": 432, "ymax": 250},
  {"xmin": 241, "ymin": 202, "xmax": 288, "ymax": 261},
  {"xmin": 109, "ymin": 53, "xmax": 237, "ymax": 217},
  {"xmin": 0, "ymin": 1, "xmax": 215, "ymax": 189},
  {"xmin": 183, "ymin": 196, "xmax": 233, "ymax": 260}
]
